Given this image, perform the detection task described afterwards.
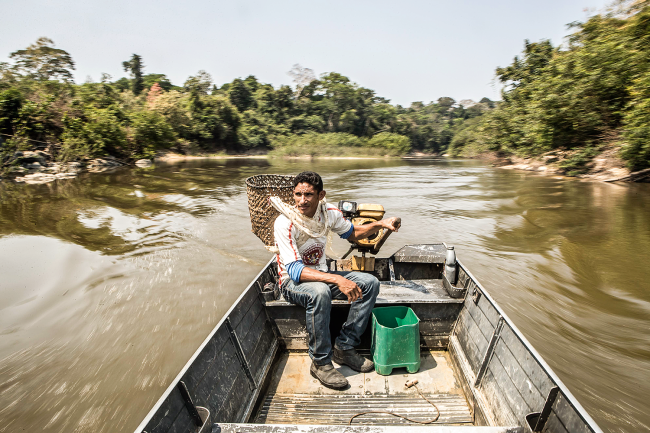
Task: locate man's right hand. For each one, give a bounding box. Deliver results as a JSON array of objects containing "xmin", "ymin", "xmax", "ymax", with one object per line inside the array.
[{"xmin": 337, "ymin": 276, "xmax": 362, "ymax": 303}]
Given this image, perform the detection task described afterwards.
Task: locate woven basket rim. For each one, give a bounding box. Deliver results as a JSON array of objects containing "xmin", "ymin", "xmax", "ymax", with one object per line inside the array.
[{"xmin": 246, "ymin": 174, "xmax": 295, "ymax": 189}]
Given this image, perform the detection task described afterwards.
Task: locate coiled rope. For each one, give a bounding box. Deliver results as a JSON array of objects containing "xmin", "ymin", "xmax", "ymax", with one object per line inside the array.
[{"xmin": 348, "ymin": 381, "xmax": 440, "ymax": 425}]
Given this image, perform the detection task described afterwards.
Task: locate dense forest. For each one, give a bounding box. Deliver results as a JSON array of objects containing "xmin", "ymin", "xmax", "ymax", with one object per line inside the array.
[
  {"xmin": 3, "ymin": 0, "xmax": 649, "ymax": 175},
  {"xmin": 0, "ymin": 41, "xmax": 492, "ymax": 169},
  {"xmin": 450, "ymin": 0, "xmax": 650, "ymax": 172}
]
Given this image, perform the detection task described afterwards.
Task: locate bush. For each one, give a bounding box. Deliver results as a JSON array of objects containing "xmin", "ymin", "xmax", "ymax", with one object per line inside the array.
[
  {"xmin": 559, "ymin": 145, "xmax": 600, "ymax": 176},
  {"xmin": 366, "ymin": 132, "xmax": 411, "ymax": 155},
  {"xmin": 238, "ymin": 110, "xmax": 287, "ymax": 149},
  {"xmin": 148, "ymin": 91, "xmax": 191, "ymax": 138},
  {"xmin": 269, "ymin": 132, "xmax": 411, "ymax": 157},
  {"xmin": 0, "ymin": 88, "xmax": 23, "ymax": 134},
  {"xmin": 128, "ymin": 110, "xmax": 175, "ymax": 158},
  {"xmin": 60, "ymin": 109, "xmax": 128, "ymax": 161},
  {"xmin": 270, "ymin": 133, "xmax": 364, "ymax": 157},
  {"xmin": 622, "ymin": 71, "xmax": 650, "ymax": 170}
]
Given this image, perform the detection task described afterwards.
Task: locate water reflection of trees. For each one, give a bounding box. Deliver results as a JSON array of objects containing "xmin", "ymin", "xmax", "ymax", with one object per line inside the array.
[
  {"xmin": 0, "ymin": 163, "xmax": 263, "ymax": 255},
  {"xmin": 473, "ymin": 172, "xmax": 650, "ymax": 311},
  {"xmin": 0, "ymin": 158, "xmax": 411, "ymax": 256}
]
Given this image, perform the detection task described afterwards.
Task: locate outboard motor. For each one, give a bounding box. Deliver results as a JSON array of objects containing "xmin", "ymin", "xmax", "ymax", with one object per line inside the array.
[{"xmin": 337, "ymin": 200, "xmax": 401, "ymax": 271}]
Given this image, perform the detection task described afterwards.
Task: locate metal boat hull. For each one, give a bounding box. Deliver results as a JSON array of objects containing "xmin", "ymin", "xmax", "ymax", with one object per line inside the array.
[{"xmin": 135, "ymin": 244, "xmax": 602, "ymax": 433}]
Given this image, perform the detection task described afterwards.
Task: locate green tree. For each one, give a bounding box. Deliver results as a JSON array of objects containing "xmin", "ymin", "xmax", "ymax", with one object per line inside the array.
[
  {"xmin": 254, "ymin": 84, "xmax": 294, "ymax": 124},
  {"xmin": 437, "ymin": 97, "xmax": 456, "ymax": 114},
  {"xmin": 143, "ymin": 73, "xmax": 177, "ymax": 91},
  {"xmin": 122, "ymin": 54, "xmax": 145, "ymax": 95},
  {"xmin": 0, "ymin": 88, "xmax": 23, "ymax": 135},
  {"xmin": 447, "ymin": 4, "xmax": 650, "ymax": 168},
  {"xmin": 128, "ymin": 111, "xmax": 175, "ymax": 158},
  {"xmin": 0, "ymin": 36, "xmax": 495, "ymax": 160},
  {"xmin": 479, "ymin": 97, "xmax": 495, "ymax": 109},
  {"xmin": 113, "ymin": 77, "xmax": 131, "ymax": 92},
  {"xmin": 243, "ymin": 75, "xmax": 261, "ymax": 93},
  {"xmin": 228, "ymin": 78, "xmax": 255, "ymax": 112},
  {"xmin": 60, "ymin": 109, "xmax": 128, "ymax": 160},
  {"xmin": 496, "ymin": 40, "xmax": 554, "ymax": 90},
  {"xmin": 288, "ymin": 64, "xmax": 316, "ymax": 96},
  {"xmin": 9, "ymin": 37, "xmax": 75, "ymax": 81},
  {"xmin": 148, "ymin": 90, "xmax": 192, "ymax": 138},
  {"xmin": 184, "ymin": 70, "xmax": 213, "ymax": 94},
  {"xmin": 367, "ymin": 132, "xmax": 411, "ymax": 155}
]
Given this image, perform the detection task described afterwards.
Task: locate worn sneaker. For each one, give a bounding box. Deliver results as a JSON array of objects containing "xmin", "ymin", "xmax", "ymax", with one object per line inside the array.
[
  {"xmin": 310, "ymin": 362, "xmax": 349, "ymax": 389},
  {"xmin": 333, "ymin": 347, "xmax": 374, "ymax": 373}
]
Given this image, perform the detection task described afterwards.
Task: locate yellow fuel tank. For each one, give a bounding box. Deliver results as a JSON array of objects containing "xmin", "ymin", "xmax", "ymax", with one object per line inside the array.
[{"xmin": 357, "ymin": 204, "xmax": 385, "ymax": 220}]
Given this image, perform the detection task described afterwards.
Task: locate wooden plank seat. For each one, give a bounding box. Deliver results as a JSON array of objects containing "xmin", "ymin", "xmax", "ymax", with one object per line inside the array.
[{"xmin": 265, "ymin": 279, "xmax": 464, "ymax": 307}]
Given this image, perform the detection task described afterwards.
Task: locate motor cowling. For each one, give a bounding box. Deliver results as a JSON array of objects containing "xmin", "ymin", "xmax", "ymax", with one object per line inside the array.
[{"xmin": 338, "ymin": 201, "xmax": 389, "ymax": 252}]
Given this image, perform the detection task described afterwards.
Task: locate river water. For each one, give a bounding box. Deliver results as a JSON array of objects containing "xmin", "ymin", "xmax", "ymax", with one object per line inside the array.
[{"xmin": 0, "ymin": 158, "xmax": 648, "ymax": 432}]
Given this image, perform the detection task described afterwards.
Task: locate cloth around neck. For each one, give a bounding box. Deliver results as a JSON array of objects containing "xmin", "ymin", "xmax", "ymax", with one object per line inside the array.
[{"xmin": 270, "ymin": 196, "xmax": 330, "ymax": 239}]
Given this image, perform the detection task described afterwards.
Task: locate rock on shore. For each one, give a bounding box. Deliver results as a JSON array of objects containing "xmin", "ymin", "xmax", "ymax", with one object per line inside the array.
[{"xmin": 4, "ymin": 151, "xmax": 129, "ymax": 184}]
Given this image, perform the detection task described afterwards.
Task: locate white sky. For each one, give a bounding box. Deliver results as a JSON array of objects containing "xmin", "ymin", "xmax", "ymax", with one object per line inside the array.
[{"xmin": 1, "ymin": 0, "xmax": 609, "ymax": 106}]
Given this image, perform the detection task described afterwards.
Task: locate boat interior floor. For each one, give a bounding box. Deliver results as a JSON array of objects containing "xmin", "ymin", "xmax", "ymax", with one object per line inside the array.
[{"xmin": 253, "ymin": 350, "xmax": 473, "ymax": 426}]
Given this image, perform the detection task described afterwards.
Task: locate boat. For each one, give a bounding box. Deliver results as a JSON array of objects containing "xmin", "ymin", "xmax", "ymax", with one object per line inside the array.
[{"xmin": 134, "ymin": 243, "xmax": 603, "ymax": 433}]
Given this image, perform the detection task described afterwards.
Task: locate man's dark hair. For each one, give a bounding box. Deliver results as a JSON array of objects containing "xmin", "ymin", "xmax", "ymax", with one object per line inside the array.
[{"xmin": 293, "ymin": 171, "xmax": 323, "ymax": 192}]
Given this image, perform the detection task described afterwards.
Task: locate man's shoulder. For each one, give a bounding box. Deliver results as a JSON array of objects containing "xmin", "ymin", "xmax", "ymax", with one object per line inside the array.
[
  {"xmin": 274, "ymin": 214, "xmax": 292, "ymax": 229},
  {"xmin": 326, "ymin": 204, "xmax": 343, "ymax": 213},
  {"xmin": 326, "ymin": 205, "xmax": 344, "ymax": 219},
  {"xmin": 325, "ymin": 205, "xmax": 347, "ymax": 225}
]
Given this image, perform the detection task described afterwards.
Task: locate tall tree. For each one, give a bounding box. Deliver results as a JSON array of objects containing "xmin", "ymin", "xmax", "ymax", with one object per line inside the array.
[
  {"xmin": 184, "ymin": 70, "xmax": 213, "ymax": 94},
  {"xmin": 228, "ymin": 78, "xmax": 254, "ymax": 112},
  {"xmin": 9, "ymin": 37, "xmax": 75, "ymax": 81},
  {"xmin": 122, "ymin": 54, "xmax": 145, "ymax": 95},
  {"xmin": 495, "ymin": 40, "xmax": 554, "ymax": 90},
  {"xmin": 288, "ymin": 64, "xmax": 316, "ymax": 97},
  {"xmin": 143, "ymin": 73, "xmax": 175, "ymax": 91}
]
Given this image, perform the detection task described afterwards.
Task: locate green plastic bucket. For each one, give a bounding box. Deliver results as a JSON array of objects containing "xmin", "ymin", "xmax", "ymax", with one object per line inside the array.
[{"xmin": 371, "ymin": 306, "xmax": 421, "ymax": 375}]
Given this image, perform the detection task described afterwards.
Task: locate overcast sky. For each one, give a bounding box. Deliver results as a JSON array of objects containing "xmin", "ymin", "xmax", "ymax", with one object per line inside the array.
[{"xmin": 1, "ymin": 0, "xmax": 609, "ymax": 106}]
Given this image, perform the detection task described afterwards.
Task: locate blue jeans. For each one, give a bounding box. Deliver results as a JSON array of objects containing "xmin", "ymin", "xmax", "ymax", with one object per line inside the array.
[{"xmin": 280, "ymin": 271, "xmax": 380, "ymax": 366}]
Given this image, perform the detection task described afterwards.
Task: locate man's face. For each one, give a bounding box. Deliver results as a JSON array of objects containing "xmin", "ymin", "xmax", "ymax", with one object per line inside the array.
[{"xmin": 294, "ymin": 182, "xmax": 325, "ymax": 217}]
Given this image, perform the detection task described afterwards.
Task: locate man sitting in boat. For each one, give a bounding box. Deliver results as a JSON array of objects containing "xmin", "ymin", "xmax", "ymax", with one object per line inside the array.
[{"xmin": 273, "ymin": 171, "xmax": 400, "ymax": 389}]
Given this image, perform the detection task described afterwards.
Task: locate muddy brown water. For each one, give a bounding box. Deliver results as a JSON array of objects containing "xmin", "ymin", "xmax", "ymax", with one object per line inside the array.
[{"xmin": 0, "ymin": 158, "xmax": 648, "ymax": 432}]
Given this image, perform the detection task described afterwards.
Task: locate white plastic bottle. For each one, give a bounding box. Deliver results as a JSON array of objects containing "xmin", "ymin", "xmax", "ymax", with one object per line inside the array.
[{"xmin": 445, "ymin": 245, "xmax": 457, "ymax": 284}]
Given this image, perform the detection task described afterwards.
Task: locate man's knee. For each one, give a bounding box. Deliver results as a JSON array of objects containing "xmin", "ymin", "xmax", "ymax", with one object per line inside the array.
[
  {"xmin": 356, "ymin": 273, "xmax": 380, "ymax": 299},
  {"xmin": 368, "ymin": 275, "xmax": 380, "ymax": 298},
  {"xmin": 371, "ymin": 275, "xmax": 380, "ymax": 294}
]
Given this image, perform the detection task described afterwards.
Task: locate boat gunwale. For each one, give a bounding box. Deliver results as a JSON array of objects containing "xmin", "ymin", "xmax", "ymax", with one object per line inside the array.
[{"xmin": 456, "ymin": 258, "xmax": 603, "ymax": 433}]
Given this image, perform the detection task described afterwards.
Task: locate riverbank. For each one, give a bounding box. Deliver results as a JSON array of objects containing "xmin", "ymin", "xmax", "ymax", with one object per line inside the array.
[
  {"xmin": 476, "ymin": 147, "xmax": 650, "ymax": 183},
  {"xmin": 0, "ymin": 149, "xmax": 406, "ymax": 185},
  {"xmin": 156, "ymin": 151, "xmax": 401, "ymax": 161},
  {"xmin": 8, "ymin": 146, "xmax": 648, "ymax": 185},
  {"xmin": 1, "ymin": 150, "xmax": 131, "ymax": 184},
  {"xmin": 154, "ymin": 152, "xmax": 268, "ymax": 161}
]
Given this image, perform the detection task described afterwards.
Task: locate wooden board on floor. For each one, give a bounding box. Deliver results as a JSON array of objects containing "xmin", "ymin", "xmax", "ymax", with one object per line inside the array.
[{"xmin": 255, "ymin": 351, "xmax": 471, "ymax": 426}]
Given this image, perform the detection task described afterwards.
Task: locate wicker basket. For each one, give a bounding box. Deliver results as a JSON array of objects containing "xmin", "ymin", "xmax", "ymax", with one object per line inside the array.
[{"xmin": 246, "ymin": 174, "xmax": 295, "ymax": 248}]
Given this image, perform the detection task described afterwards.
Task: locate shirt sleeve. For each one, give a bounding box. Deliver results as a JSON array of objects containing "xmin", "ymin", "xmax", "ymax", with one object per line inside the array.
[
  {"xmin": 274, "ymin": 216, "xmax": 301, "ymax": 267},
  {"xmin": 340, "ymin": 223, "xmax": 354, "ymax": 240},
  {"xmin": 327, "ymin": 207, "xmax": 353, "ymax": 237},
  {"xmin": 286, "ymin": 260, "xmax": 305, "ymax": 283}
]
